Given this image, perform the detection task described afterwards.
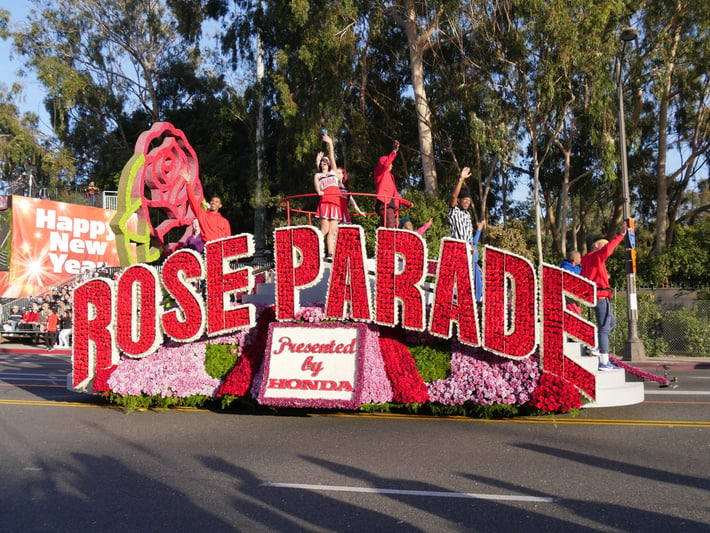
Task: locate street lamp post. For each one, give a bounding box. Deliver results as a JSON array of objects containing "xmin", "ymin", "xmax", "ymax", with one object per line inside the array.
[{"xmin": 616, "ymin": 26, "xmax": 645, "ymax": 361}]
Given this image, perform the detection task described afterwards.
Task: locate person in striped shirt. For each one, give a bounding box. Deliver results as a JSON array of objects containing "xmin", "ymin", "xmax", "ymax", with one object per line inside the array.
[{"xmin": 447, "ymin": 166, "xmax": 473, "ymax": 241}]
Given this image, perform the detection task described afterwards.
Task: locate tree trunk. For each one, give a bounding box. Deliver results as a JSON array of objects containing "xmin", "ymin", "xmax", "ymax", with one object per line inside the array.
[
  {"xmin": 401, "ymin": 2, "xmax": 438, "ymax": 197},
  {"xmin": 653, "ymin": 30, "xmax": 680, "ymax": 256}
]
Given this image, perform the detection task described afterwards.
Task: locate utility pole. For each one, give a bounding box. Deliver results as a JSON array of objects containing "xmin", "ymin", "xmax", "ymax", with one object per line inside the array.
[{"xmin": 616, "ymin": 26, "xmax": 645, "ymax": 361}]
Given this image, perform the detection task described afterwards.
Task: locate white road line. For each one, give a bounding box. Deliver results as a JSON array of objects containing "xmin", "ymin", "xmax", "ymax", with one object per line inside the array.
[
  {"xmin": 0, "ymin": 375, "xmax": 66, "ymax": 382},
  {"xmin": 261, "ymin": 482, "xmax": 557, "ymax": 502}
]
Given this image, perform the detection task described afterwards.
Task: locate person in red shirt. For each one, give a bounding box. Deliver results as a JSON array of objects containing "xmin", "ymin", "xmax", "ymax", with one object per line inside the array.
[
  {"xmin": 44, "ymin": 307, "xmax": 59, "ymax": 350},
  {"xmin": 581, "ymin": 221, "xmax": 628, "ymax": 371},
  {"xmin": 374, "ymin": 140, "xmax": 403, "ymax": 228},
  {"xmin": 21, "ymin": 303, "xmax": 40, "ymax": 326},
  {"xmin": 181, "ymin": 171, "xmax": 231, "ymax": 242}
]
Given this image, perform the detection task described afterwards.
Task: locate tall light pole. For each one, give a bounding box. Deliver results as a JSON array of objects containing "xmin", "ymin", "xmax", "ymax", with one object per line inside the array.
[
  {"xmin": 616, "ymin": 26, "xmax": 645, "ymax": 361},
  {"xmin": 252, "ymin": 3, "xmax": 267, "ymax": 265}
]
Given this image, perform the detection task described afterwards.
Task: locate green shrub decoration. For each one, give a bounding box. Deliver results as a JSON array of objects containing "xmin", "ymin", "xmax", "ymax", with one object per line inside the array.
[
  {"xmin": 409, "ymin": 340, "xmax": 452, "ymax": 382},
  {"xmin": 204, "ymin": 344, "xmax": 240, "ymax": 379}
]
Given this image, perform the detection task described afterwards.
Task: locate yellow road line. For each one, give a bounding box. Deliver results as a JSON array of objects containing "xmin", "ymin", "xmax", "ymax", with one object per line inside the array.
[
  {"xmin": 0, "ymin": 400, "xmax": 708, "ymax": 426},
  {"xmin": 316, "ymin": 412, "xmax": 710, "ymax": 426}
]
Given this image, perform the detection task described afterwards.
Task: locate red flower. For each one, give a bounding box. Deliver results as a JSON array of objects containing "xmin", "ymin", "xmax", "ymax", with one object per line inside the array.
[
  {"xmin": 530, "ymin": 372, "xmax": 583, "ymax": 413},
  {"xmin": 217, "ymin": 307, "xmax": 276, "ymax": 397},
  {"xmin": 378, "ymin": 327, "xmax": 429, "ymax": 403},
  {"xmin": 92, "ymin": 365, "xmax": 118, "ymax": 396}
]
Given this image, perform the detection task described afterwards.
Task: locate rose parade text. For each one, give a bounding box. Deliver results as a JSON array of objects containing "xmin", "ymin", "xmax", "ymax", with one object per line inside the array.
[{"xmin": 72, "ymin": 225, "xmax": 598, "ymax": 390}]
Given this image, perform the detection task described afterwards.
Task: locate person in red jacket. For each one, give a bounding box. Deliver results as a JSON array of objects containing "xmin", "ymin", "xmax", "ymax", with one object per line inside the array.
[
  {"xmin": 21, "ymin": 303, "xmax": 40, "ymax": 327},
  {"xmin": 581, "ymin": 221, "xmax": 628, "ymax": 371},
  {"xmin": 374, "ymin": 140, "xmax": 402, "ymax": 228},
  {"xmin": 181, "ymin": 170, "xmax": 231, "ymax": 242},
  {"xmin": 44, "ymin": 307, "xmax": 59, "ymax": 351}
]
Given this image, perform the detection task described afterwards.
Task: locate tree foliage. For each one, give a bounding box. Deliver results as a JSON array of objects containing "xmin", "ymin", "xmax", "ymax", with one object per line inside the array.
[{"xmin": 4, "ymin": 0, "xmax": 710, "ymax": 285}]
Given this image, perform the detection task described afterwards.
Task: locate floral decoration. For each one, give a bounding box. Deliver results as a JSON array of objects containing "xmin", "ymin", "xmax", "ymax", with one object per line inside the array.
[
  {"xmin": 483, "ymin": 246, "xmax": 537, "ymax": 359},
  {"xmin": 374, "ymin": 228, "xmax": 427, "ymax": 331},
  {"xmin": 205, "ymin": 234, "xmax": 255, "ymax": 336},
  {"xmin": 540, "ymin": 264, "xmax": 596, "ymax": 399},
  {"xmin": 73, "ymin": 278, "xmax": 118, "ymax": 390},
  {"xmin": 427, "ymin": 344, "xmax": 540, "ymax": 406},
  {"xmin": 325, "ymin": 225, "xmax": 372, "ymax": 322},
  {"xmin": 562, "ymin": 270, "xmax": 596, "ymax": 337},
  {"xmin": 378, "ymin": 326, "xmax": 429, "ymax": 403},
  {"xmin": 358, "ymin": 324, "xmax": 394, "ymax": 404},
  {"xmin": 110, "ymin": 122, "xmax": 201, "ymax": 265},
  {"xmin": 217, "ymin": 306, "xmax": 276, "ymax": 397},
  {"xmin": 609, "ymin": 356, "xmax": 669, "ymax": 386},
  {"xmin": 429, "ymin": 239, "xmax": 479, "ymax": 346},
  {"xmin": 161, "ymin": 249, "xmax": 206, "ymax": 341},
  {"xmin": 116, "ymin": 264, "xmax": 163, "ymax": 357},
  {"xmin": 72, "ymin": 236, "xmax": 631, "ymax": 416},
  {"xmin": 91, "ymin": 364, "xmax": 118, "ymax": 396},
  {"xmin": 274, "ymin": 226, "xmax": 323, "ymax": 320},
  {"xmin": 530, "ymin": 372, "xmax": 583, "ymax": 413},
  {"xmin": 108, "ymin": 339, "xmax": 223, "ymax": 398}
]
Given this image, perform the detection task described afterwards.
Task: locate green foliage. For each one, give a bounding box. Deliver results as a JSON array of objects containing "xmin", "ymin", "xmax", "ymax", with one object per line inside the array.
[
  {"xmin": 400, "ymin": 190, "xmax": 451, "ymax": 257},
  {"xmin": 409, "ymin": 341, "xmax": 451, "ymax": 382},
  {"xmin": 204, "ymin": 344, "xmax": 239, "ymax": 379},
  {"xmin": 486, "ymin": 220, "xmax": 535, "ymax": 263},
  {"xmin": 609, "ymin": 292, "xmax": 668, "ymax": 358},
  {"xmin": 663, "ymin": 224, "xmax": 710, "ymax": 287},
  {"xmin": 633, "ymin": 220, "xmax": 710, "ymax": 288},
  {"xmin": 661, "ymin": 308, "xmax": 710, "ymax": 356},
  {"xmin": 104, "ymin": 392, "xmax": 213, "ymax": 411}
]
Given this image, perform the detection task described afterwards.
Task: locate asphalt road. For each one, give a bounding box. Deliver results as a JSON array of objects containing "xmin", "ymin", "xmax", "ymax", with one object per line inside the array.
[{"xmin": 0, "ymin": 348, "xmax": 708, "ymax": 532}]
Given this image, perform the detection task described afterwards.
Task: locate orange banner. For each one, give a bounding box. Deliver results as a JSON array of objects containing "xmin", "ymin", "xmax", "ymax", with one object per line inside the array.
[{"xmin": 4, "ymin": 196, "xmax": 123, "ymax": 298}]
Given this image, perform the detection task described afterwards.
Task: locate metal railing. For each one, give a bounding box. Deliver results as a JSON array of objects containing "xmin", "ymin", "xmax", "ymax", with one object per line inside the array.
[
  {"xmin": 608, "ymin": 291, "xmax": 710, "ymax": 357},
  {"xmin": 2, "ymin": 185, "xmax": 118, "ymax": 210}
]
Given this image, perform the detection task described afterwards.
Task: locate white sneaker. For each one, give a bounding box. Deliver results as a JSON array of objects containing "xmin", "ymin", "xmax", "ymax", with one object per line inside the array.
[{"xmin": 598, "ymin": 361, "xmax": 622, "ymax": 371}]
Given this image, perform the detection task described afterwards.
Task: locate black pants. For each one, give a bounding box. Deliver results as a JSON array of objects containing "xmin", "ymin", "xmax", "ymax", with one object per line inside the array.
[{"xmin": 44, "ymin": 331, "xmax": 58, "ymax": 348}]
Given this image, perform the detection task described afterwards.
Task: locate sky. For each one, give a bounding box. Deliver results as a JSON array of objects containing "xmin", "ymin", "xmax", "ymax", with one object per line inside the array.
[{"xmin": 0, "ymin": 1, "xmax": 52, "ymax": 133}]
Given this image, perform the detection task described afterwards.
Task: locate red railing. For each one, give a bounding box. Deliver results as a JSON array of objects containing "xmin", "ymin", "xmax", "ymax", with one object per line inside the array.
[{"xmin": 278, "ymin": 192, "xmax": 413, "ymax": 226}]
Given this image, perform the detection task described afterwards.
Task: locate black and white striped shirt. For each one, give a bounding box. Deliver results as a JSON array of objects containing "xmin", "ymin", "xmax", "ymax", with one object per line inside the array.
[{"xmin": 447, "ymin": 205, "xmax": 473, "ymax": 241}]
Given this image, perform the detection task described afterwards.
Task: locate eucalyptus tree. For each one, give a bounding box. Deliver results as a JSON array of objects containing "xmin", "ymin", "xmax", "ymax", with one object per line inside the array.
[
  {"xmin": 630, "ymin": 0, "xmax": 710, "ymax": 254},
  {"xmin": 381, "ymin": 0, "xmax": 453, "ymax": 197},
  {"xmin": 432, "ymin": 2, "xmax": 526, "ymax": 226},
  {"xmin": 11, "ymin": 0, "xmax": 203, "ymax": 183},
  {"xmin": 0, "ymin": 89, "xmax": 76, "ymax": 191},
  {"xmin": 464, "ymin": 0, "xmax": 626, "ymax": 263}
]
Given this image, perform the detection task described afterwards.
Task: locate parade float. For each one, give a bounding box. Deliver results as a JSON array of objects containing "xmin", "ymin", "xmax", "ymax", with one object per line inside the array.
[{"xmin": 70, "ymin": 123, "xmax": 646, "ymax": 415}]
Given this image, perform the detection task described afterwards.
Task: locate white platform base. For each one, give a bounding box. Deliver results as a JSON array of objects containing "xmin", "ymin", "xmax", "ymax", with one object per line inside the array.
[{"xmin": 564, "ymin": 342, "xmax": 644, "ymax": 408}]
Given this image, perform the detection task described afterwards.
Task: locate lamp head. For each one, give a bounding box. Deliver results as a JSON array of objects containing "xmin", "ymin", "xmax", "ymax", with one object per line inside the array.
[{"xmin": 620, "ymin": 26, "xmax": 638, "ymax": 42}]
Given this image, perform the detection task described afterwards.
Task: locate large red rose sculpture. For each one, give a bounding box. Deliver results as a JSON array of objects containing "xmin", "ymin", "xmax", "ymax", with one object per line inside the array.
[{"xmin": 111, "ymin": 122, "xmax": 202, "ymax": 265}]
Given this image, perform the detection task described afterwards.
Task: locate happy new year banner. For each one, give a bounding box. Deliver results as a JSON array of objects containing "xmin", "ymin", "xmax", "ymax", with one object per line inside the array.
[{"xmin": 4, "ymin": 196, "xmax": 122, "ymax": 298}]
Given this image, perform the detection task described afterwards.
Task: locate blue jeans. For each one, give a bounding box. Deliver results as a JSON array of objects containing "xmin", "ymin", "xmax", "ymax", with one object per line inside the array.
[{"xmin": 594, "ymin": 298, "xmax": 616, "ymax": 354}]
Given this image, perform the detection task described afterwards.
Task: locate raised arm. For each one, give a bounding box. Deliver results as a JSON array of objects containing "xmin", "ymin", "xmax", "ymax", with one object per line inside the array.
[
  {"xmin": 323, "ymin": 134, "xmax": 337, "ymax": 170},
  {"xmin": 473, "ymin": 221, "xmax": 484, "ymax": 246},
  {"xmin": 449, "ymin": 167, "xmax": 472, "ymax": 208}
]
